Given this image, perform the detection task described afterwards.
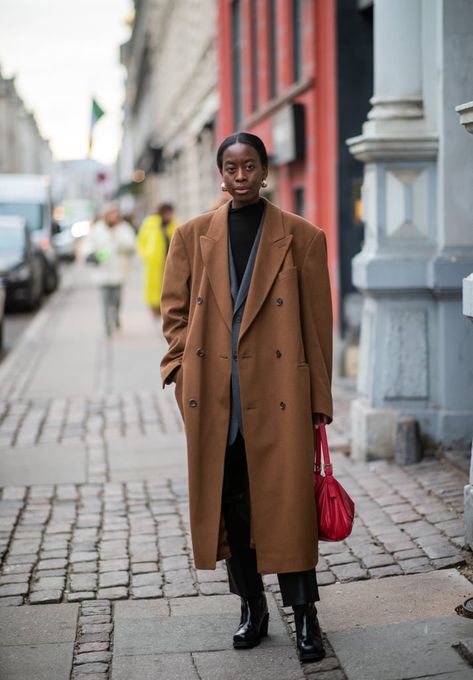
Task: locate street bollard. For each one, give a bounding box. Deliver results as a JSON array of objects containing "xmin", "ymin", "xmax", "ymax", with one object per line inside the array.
[{"xmin": 395, "ymin": 416, "xmax": 422, "ymax": 466}]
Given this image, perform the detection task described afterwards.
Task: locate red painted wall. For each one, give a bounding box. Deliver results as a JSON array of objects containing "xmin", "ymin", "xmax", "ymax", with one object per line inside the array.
[{"xmin": 217, "ymin": 0, "xmax": 339, "ymax": 327}]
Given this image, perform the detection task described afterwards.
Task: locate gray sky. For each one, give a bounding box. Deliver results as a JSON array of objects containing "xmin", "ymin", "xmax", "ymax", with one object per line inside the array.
[{"xmin": 0, "ymin": 0, "xmax": 132, "ymax": 163}]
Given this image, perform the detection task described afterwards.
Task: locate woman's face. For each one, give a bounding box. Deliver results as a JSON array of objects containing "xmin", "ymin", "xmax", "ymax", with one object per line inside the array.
[{"xmin": 221, "ymin": 142, "xmax": 268, "ymax": 209}]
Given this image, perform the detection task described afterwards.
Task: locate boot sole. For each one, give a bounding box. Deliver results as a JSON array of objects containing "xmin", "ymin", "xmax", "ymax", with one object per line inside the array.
[
  {"xmin": 233, "ymin": 638, "xmax": 263, "ymax": 649},
  {"xmin": 298, "ymin": 649, "xmax": 326, "ymax": 663},
  {"xmin": 233, "ymin": 613, "xmax": 269, "ymax": 649}
]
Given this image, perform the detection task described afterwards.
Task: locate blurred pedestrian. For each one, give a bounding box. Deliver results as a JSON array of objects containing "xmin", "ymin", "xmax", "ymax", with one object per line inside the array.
[
  {"xmin": 137, "ymin": 203, "xmax": 178, "ymax": 317},
  {"xmin": 83, "ymin": 205, "xmax": 135, "ymax": 337},
  {"xmin": 160, "ymin": 133, "xmax": 333, "ymax": 663}
]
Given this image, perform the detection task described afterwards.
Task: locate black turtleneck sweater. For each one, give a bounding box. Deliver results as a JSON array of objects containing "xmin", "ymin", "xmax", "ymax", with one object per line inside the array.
[{"xmin": 228, "ymin": 199, "xmax": 265, "ymax": 286}]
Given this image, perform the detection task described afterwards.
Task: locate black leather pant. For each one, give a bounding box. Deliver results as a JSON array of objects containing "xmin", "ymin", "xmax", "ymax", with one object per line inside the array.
[{"xmin": 222, "ymin": 431, "xmax": 319, "ymax": 607}]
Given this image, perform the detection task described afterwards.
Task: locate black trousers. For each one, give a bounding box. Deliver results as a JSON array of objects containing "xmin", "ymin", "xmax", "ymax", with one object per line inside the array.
[{"xmin": 222, "ymin": 431, "xmax": 319, "ymax": 607}]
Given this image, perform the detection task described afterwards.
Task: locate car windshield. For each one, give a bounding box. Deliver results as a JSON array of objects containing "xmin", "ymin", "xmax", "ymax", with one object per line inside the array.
[
  {"xmin": 0, "ymin": 226, "xmax": 25, "ymax": 252},
  {"xmin": 0, "ymin": 202, "xmax": 43, "ymax": 232}
]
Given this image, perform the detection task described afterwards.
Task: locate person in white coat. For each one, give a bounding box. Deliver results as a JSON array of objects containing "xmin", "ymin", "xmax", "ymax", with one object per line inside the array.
[{"xmin": 83, "ymin": 206, "xmax": 135, "ymax": 336}]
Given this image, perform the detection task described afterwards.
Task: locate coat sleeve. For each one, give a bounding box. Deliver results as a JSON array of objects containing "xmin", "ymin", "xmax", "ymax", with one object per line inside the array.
[
  {"xmin": 160, "ymin": 228, "xmax": 191, "ymax": 387},
  {"xmin": 299, "ymin": 229, "xmax": 333, "ymax": 422}
]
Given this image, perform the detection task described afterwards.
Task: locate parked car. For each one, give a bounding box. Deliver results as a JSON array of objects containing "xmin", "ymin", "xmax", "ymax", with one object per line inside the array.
[
  {"xmin": 0, "ymin": 215, "xmax": 43, "ymax": 311},
  {"xmin": 52, "ymin": 221, "xmax": 76, "ymax": 261},
  {"xmin": 0, "ymin": 174, "xmax": 60, "ymax": 293}
]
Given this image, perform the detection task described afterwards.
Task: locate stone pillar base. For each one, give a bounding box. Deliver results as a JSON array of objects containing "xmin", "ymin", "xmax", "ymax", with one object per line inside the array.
[
  {"xmin": 464, "ymin": 488, "xmax": 473, "ymax": 551},
  {"xmin": 465, "ymin": 441, "xmax": 473, "ymax": 551},
  {"xmin": 351, "ymin": 398, "xmax": 397, "ymax": 462}
]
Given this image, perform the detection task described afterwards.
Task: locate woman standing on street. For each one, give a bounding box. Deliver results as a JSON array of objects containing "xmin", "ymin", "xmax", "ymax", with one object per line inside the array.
[
  {"xmin": 137, "ymin": 203, "xmax": 178, "ymax": 317},
  {"xmin": 160, "ymin": 133, "xmax": 333, "ymax": 663}
]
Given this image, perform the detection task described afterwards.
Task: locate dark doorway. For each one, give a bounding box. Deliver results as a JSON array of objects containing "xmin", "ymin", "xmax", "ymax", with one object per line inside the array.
[{"xmin": 336, "ymin": 0, "xmax": 373, "ymax": 337}]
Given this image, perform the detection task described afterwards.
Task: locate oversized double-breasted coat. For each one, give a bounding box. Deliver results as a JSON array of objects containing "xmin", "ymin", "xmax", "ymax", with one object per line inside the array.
[{"xmin": 160, "ymin": 199, "xmax": 333, "ymax": 574}]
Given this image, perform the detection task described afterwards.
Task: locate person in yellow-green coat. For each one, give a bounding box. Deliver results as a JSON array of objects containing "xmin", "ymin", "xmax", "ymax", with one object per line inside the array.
[{"xmin": 137, "ymin": 203, "xmax": 178, "ymax": 316}]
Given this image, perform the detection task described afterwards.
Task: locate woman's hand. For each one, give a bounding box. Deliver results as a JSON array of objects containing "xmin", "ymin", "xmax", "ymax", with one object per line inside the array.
[{"xmin": 312, "ymin": 413, "xmax": 329, "ymax": 428}]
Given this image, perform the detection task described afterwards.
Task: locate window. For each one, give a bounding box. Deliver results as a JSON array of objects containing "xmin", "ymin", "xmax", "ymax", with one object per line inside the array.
[
  {"xmin": 250, "ymin": 0, "xmax": 259, "ymax": 111},
  {"xmin": 232, "ymin": 0, "xmax": 243, "ymax": 128},
  {"xmin": 352, "ymin": 180, "xmax": 363, "ymax": 224},
  {"xmin": 293, "ymin": 0, "xmax": 303, "ymax": 82},
  {"xmin": 268, "ymin": 0, "xmax": 277, "ymax": 99},
  {"xmin": 0, "ymin": 202, "xmax": 43, "ymax": 232}
]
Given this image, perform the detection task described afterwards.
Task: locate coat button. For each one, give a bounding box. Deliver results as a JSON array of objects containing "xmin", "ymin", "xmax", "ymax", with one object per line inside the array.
[
  {"xmin": 276, "ymin": 297, "xmax": 283, "ymax": 306},
  {"xmin": 189, "ymin": 399, "xmax": 198, "ymax": 408},
  {"xmin": 275, "ymin": 350, "xmax": 282, "ymax": 358},
  {"xmin": 196, "ymin": 296, "xmax": 203, "ymax": 305},
  {"xmin": 279, "ymin": 401, "xmax": 286, "ymax": 410},
  {"xmin": 196, "ymin": 348, "xmax": 205, "ymax": 357}
]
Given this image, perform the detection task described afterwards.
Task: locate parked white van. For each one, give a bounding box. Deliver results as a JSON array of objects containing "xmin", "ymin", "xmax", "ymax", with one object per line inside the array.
[{"xmin": 0, "ymin": 174, "xmax": 60, "ymax": 293}]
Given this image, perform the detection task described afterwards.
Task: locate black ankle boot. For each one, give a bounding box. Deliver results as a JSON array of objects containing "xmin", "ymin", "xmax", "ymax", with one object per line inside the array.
[
  {"xmin": 293, "ymin": 603, "xmax": 325, "ymax": 662},
  {"xmin": 233, "ymin": 593, "xmax": 269, "ymax": 649}
]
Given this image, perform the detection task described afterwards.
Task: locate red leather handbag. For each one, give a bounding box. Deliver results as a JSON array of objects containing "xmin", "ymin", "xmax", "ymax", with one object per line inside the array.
[{"xmin": 314, "ymin": 423, "xmax": 355, "ymax": 541}]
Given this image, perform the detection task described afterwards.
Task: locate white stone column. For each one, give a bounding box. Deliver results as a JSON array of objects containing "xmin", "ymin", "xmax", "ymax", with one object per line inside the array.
[
  {"xmin": 457, "ymin": 101, "xmax": 473, "ymax": 550},
  {"xmin": 347, "ymin": 0, "xmax": 473, "ymax": 461},
  {"xmin": 369, "ymin": 0, "xmax": 424, "ymax": 132},
  {"xmin": 463, "ymin": 271, "xmax": 473, "ymax": 549}
]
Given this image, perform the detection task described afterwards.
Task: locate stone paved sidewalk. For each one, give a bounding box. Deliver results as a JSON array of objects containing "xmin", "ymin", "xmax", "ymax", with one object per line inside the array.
[
  {"xmin": 0, "ymin": 262, "xmax": 471, "ymax": 680},
  {"xmin": 0, "ymin": 458, "xmax": 467, "ymax": 607}
]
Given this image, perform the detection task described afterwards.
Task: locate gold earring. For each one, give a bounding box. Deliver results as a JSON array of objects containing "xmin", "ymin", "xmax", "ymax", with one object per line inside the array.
[
  {"xmin": 261, "ymin": 179, "xmax": 268, "ymax": 188},
  {"xmin": 221, "ymin": 182, "xmax": 227, "ymax": 192}
]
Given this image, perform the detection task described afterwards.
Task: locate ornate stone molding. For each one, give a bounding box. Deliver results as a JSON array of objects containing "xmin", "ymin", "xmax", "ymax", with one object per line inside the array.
[
  {"xmin": 456, "ymin": 101, "xmax": 473, "ymax": 135},
  {"xmin": 347, "ymin": 134, "xmax": 438, "ymax": 163},
  {"xmin": 464, "ymin": 274, "xmax": 473, "ymax": 320},
  {"xmin": 368, "ymin": 96, "xmax": 424, "ymax": 121}
]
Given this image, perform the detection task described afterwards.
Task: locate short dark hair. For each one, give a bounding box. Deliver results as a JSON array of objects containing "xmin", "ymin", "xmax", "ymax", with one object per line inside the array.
[
  {"xmin": 158, "ymin": 203, "xmax": 174, "ymax": 215},
  {"xmin": 216, "ymin": 132, "xmax": 268, "ymax": 171}
]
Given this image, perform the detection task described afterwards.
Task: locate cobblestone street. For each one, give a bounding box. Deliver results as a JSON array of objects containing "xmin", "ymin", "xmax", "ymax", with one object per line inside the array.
[{"xmin": 0, "ymin": 265, "xmax": 471, "ymax": 680}]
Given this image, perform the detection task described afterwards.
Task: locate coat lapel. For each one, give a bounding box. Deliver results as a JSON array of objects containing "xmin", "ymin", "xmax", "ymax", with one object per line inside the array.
[
  {"xmin": 240, "ymin": 200, "xmax": 292, "ymax": 340},
  {"xmin": 200, "ymin": 201, "xmax": 233, "ymax": 333},
  {"xmin": 200, "ymin": 199, "xmax": 292, "ymax": 337}
]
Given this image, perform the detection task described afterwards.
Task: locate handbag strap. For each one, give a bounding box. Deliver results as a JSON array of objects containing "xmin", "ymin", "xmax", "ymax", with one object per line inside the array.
[{"xmin": 315, "ymin": 423, "xmax": 333, "ymax": 476}]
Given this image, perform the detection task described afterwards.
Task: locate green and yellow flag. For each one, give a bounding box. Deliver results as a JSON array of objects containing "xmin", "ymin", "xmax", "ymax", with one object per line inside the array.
[{"xmin": 88, "ymin": 97, "xmax": 105, "ymax": 154}]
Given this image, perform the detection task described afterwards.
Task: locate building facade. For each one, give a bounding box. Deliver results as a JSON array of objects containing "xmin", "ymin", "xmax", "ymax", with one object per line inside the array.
[
  {"xmin": 52, "ymin": 159, "xmax": 116, "ymax": 223},
  {"xmin": 0, "ymin": 69, "xmax": 52, "ymax": 175},
  {"xmin": 119, "ymin": 0, "xmax": 219, "ymax": 223},
  {"xmin": 218, "ymin": 0, "xmax": 340, "ymax": 323},
  {"xmin": 348, "ymin": 0, "xmax": 473, "ymax": 460},
  {"xmin": 217, "ymin": 0, "xmax": 373, "ymax": 332}
]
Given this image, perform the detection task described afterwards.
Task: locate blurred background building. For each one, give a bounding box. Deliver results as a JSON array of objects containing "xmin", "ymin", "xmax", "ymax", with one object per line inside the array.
[
  {"xmin": 348, "ymin": 0, "xmax": 473, "ymax": 462},
  {"xmin": 120, "ymin": 0, "xmax": 373, "ymax": 335},
  {"xmin": 0, "ymin": 67, "xmax": 52, "ymax": 174},
  {"xmin": 52, "ymin": 159, "xmax": 116, "ymax": 227},
  {"xmin": 119, "ymin": 0, "xmax": 218, "ymax": 222}
]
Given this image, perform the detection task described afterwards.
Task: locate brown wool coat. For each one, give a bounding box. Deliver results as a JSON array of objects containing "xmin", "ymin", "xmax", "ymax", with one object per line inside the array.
[{"xmin": 160, "ymin": 199, "xmax": 333, "ymax": 574}]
